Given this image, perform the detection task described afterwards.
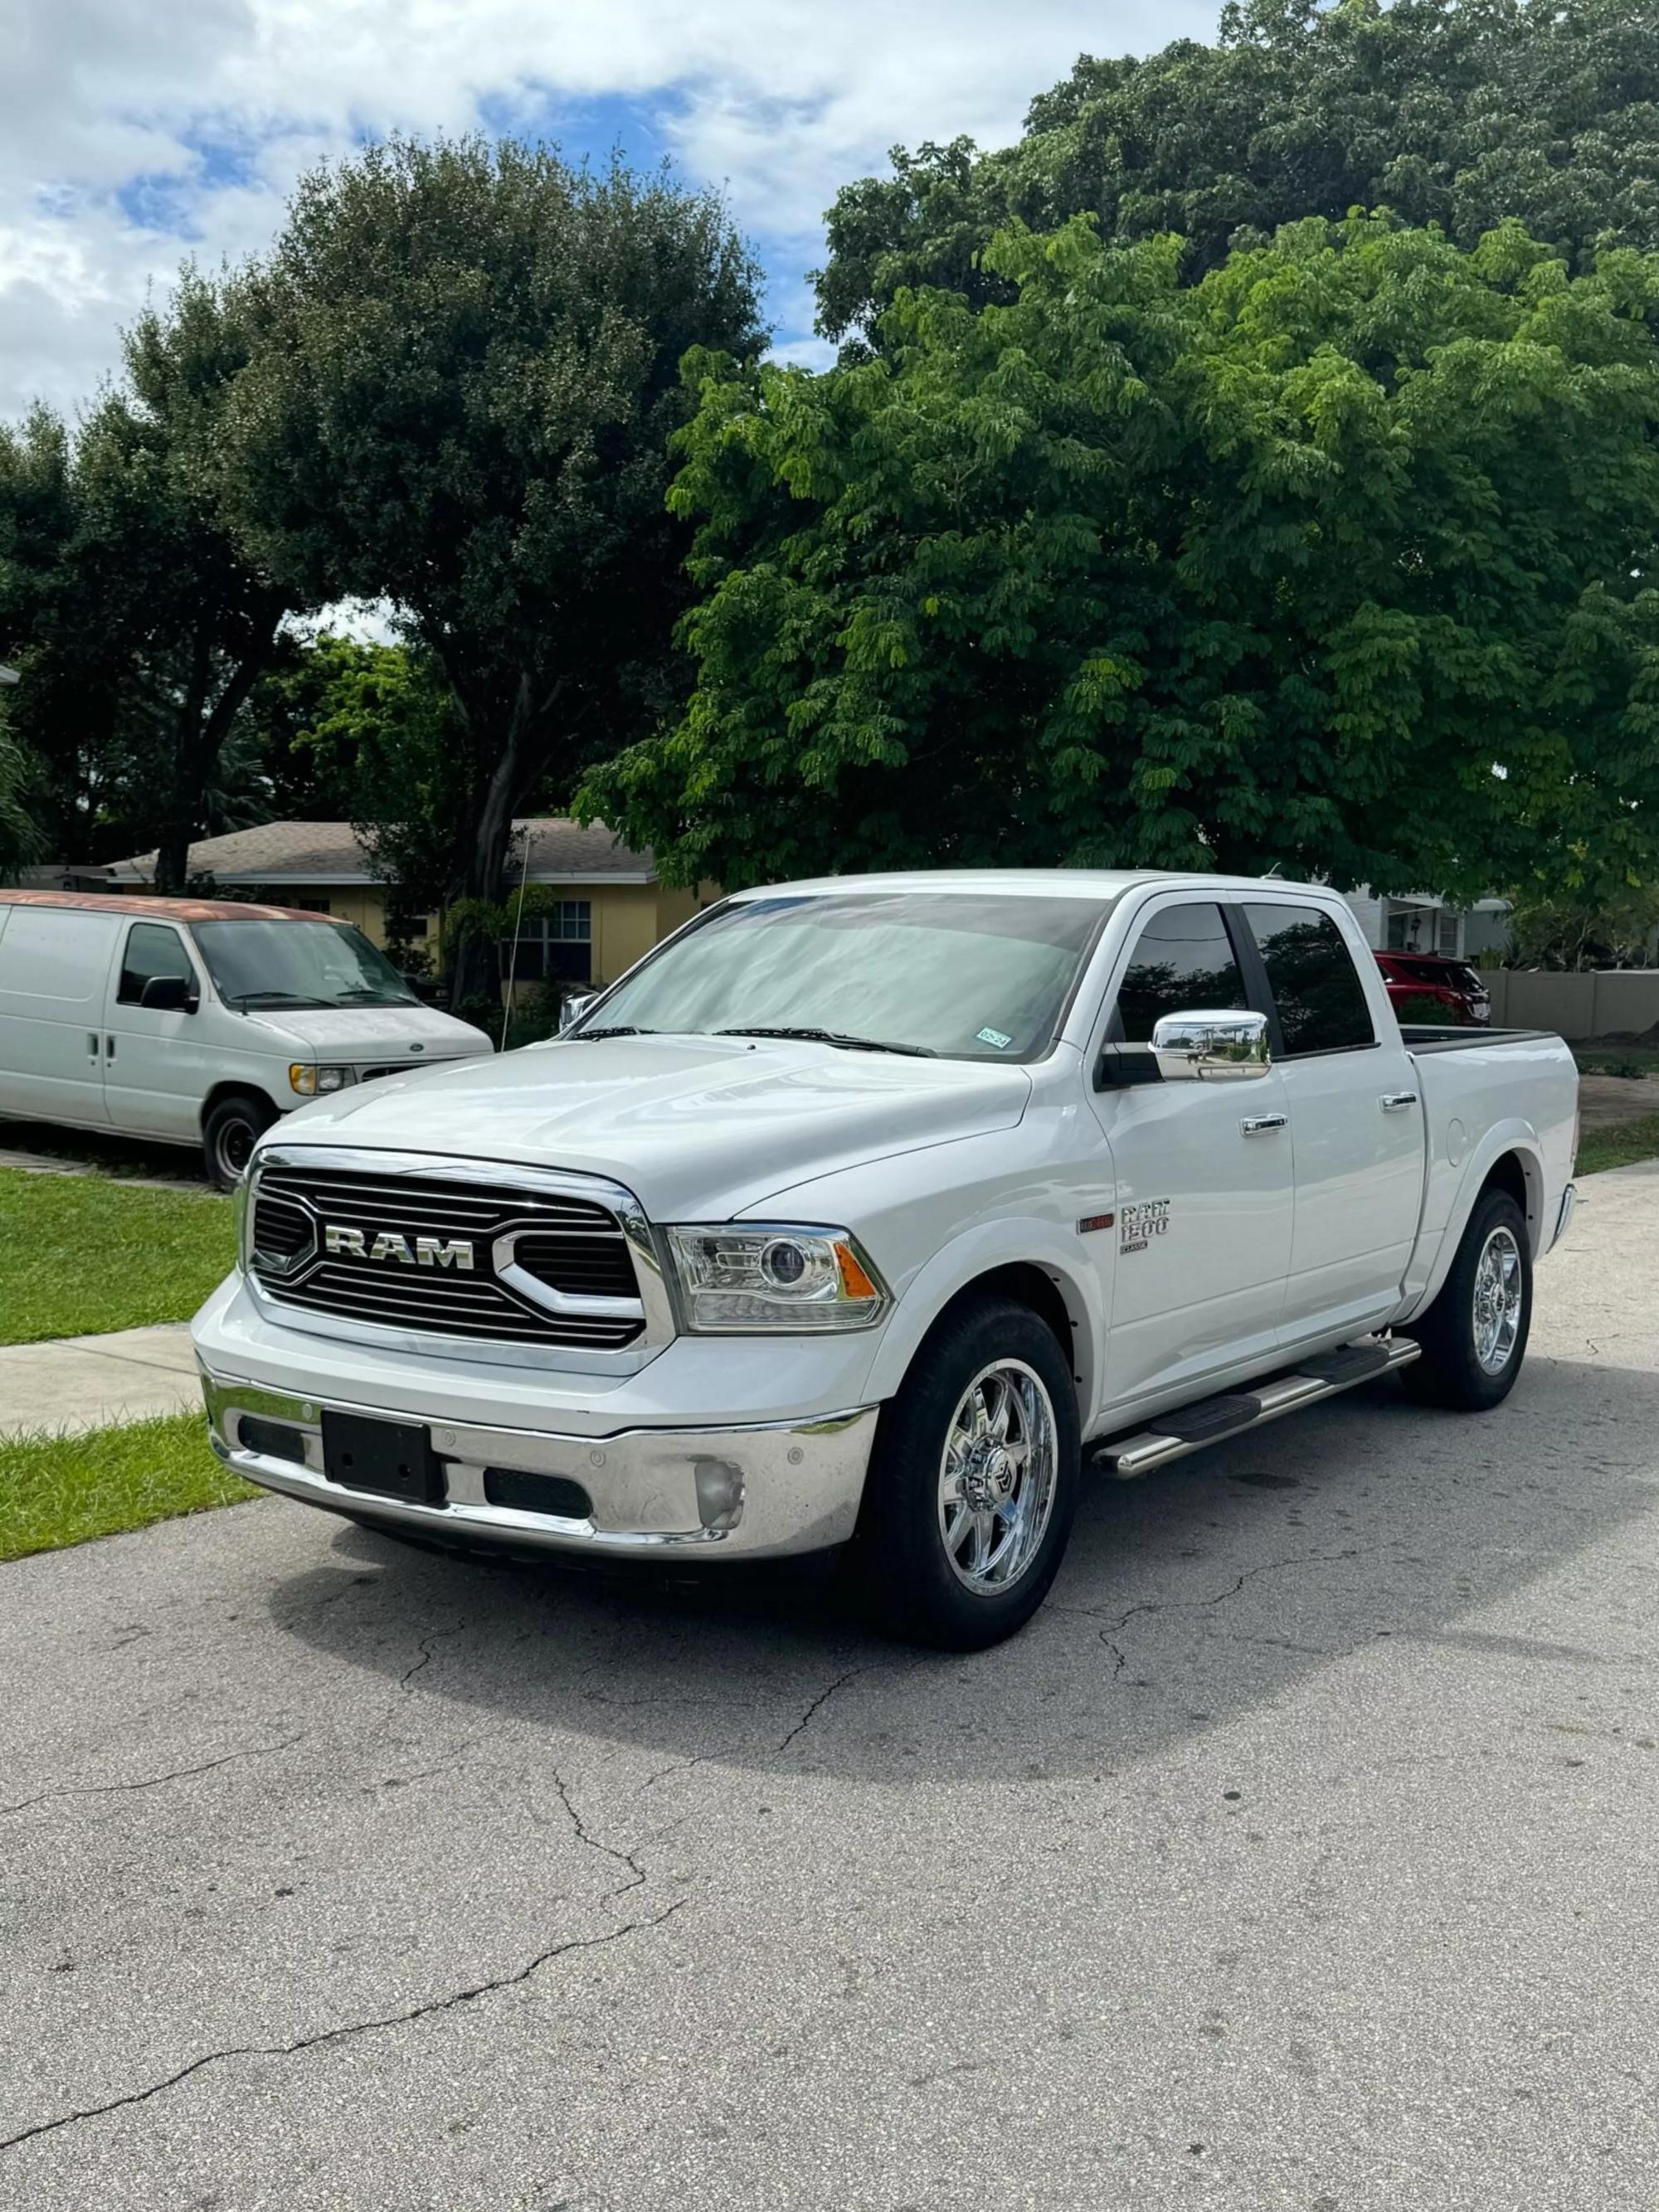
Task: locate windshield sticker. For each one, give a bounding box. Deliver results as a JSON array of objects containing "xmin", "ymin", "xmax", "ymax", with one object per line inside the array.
[
  {"xmin": 975, "ymin": 1026, "xmax": 1014, "ymax": 1050},
  {"xmin": 1120, "ymin": 1199, "xmax": 1171, "ymax": 1254}
]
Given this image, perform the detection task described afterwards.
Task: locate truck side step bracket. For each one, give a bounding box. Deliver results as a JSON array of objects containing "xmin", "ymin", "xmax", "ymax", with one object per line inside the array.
[{"xmin": 1091, "ymin": 1334, "xmax": 1422, "ymax": 1481}]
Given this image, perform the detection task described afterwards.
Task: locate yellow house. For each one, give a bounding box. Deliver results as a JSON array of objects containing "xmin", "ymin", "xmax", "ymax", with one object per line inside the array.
[{"xmin": 93, "ymin": 819, "xmax": 714, "ymax": 989}]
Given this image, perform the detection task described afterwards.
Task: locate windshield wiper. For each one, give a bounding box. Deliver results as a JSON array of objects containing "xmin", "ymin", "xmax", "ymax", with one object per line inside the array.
[
  {"xmin": 227, "ymin": 990, "xmax": 330, "ymax": 1009},
  {"xmin": 569, "ymin": 1025, "xmax": 660, "ymax": 1041},
  {"xmin": 714, "ymin": 1025, "xmax": 937, "ymax": 1057},
  {"xmin": 332, "ymin": 988, "xmax": 416, "ymax": 1006}
]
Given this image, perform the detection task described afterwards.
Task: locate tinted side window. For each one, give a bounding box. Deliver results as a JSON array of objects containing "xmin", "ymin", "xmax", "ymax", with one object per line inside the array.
[
  {"xmin": 119, "ymin": 923, "xmax": 195, "ymax": 1007},
  {"xmin": 1112, "ymin": 903, "xmax": 1247, "ymax": 1043},
  {"xmin": 1244, "ymin": 904, "xmax": 1374, "ymax": 1056}
]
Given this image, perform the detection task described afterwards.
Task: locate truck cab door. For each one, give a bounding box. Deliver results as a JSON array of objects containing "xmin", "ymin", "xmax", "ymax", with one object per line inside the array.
[
  {"xmin": 103, "ymin": 919, "xmax": 210, "ymax": 1140},
  {"xmin": 1085, "ymin": 897, "xmax": 1293, "ymax": 1417},
  {"xmin": 1235, "ymin": 900, "xmax": 1423, "ymax": 1345}
]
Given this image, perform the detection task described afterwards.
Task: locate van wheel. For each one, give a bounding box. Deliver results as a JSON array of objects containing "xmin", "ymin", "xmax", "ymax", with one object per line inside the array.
[
  {"xmin": 203, "ymin": 1091, "xmax": 276, "ymax": 1189},
  {"xmin": 1400, "ymin": 1188, "xmax": 1532, "ymax": 1411},
  {"xmin": 857, "ymin": 1294, "xmax": 1080, "ymax": 1650}
]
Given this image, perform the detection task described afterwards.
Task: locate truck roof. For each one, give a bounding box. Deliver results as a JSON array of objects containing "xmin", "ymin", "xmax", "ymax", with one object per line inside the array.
[
  {"xmin": 731, "ymin": 868, "xmax": 1327, "ymax": 902},
  {"xmin": 0, "ymin": 888, "xmax": 345, "ymax": 926}
]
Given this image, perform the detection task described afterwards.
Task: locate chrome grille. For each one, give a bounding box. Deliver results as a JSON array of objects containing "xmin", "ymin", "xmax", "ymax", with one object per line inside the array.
[{"xmin": 249, "ymin": 1159, "xmax": 647, "ymax": 1349}]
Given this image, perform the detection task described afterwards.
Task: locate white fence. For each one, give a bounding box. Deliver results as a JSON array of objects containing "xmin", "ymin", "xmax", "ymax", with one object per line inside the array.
[{"xmin": 1485, "ymin": 969, "xmax": 1659, "ymax": 1041}]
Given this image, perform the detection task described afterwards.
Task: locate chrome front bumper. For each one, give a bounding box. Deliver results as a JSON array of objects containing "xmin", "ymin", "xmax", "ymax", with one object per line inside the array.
[{"xmin": 200, "ymin": 1366, "xmax": 878, "ymax": 1560}]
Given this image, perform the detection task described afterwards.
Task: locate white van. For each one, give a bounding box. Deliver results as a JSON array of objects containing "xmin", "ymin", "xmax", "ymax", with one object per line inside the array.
[{"xmin": 0, "ymin": 892, "xmax": 493, "ymax": 1186}]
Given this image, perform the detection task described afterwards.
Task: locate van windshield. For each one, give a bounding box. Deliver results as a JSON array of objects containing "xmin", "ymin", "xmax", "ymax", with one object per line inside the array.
[
  {"xmin": 192, "ymin": 920, "xmax": 419, "ymax": 1011},
  {"xmin": 577, "ymin": 890, "xmax": 1107, "ymax": 1062}
]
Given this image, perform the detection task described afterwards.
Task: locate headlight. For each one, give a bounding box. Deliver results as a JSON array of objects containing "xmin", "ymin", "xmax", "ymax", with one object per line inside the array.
[
  {"xmin": 289, "ymin": 1063, "xmax": 353, "ymax": 1096},
  {"xmin": 664, "ymin": 1224, "xmax": 889, "ymax": 1333}
]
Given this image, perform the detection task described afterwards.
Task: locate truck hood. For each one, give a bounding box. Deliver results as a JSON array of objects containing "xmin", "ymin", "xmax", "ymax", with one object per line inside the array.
[
  {"xmin": 242, "ymin": 1003, "xmax": 493, "ymax": 1062},
  {"xmin": 263, "ymin": 1033, "xmax": 1032, "ymax": 1219}
]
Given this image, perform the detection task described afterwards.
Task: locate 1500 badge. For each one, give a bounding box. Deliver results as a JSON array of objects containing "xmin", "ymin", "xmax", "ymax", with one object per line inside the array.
[{"xmin": 1120, "ymin": 1198, "xmax": 1171, "ymax": 1254}]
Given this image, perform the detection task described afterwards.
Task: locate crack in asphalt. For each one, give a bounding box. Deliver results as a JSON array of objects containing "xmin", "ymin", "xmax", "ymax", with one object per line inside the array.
[
  {"xmin": 398, "ymin": 1622, "xmax": 466, "ymax": 1694},
  {"xmin": 547, "ymin": 1767, "xmax": 648, "ymax": 1894},
  {"xmin": 0, "ymin": 1897, "xmax": 685, "ymax": 2157},
  {"xmin": 0, "ymin": 1733, "xmax": 309, "ymax": 1820},
  {"xmin": 1060, "ymin": 1548, "xmax": 1378, "ymax": 1674},
  {"xmin": 775, "ymin": 1668, "xmax": 864, "ymax": 1754}
]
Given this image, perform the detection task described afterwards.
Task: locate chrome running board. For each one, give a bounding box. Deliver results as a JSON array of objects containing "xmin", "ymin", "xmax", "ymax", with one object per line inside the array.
[{"xmin": 1091, "ymin": 1334, "xmax": 1421, "ymax": 1481}]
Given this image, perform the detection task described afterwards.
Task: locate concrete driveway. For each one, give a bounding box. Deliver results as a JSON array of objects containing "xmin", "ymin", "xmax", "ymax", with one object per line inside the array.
[{"xmin": 3, "ymin": 1170, "xmax": 1657, "ymax": 2211}]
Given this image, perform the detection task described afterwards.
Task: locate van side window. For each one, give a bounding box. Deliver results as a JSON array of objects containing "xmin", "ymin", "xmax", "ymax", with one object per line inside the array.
[
  {"xmin": 1243, "ymin": 904, "xmax": 1374, "ymax": 1056},
  {"xmin": 119, "ymin": 923, "xmax": 197, "ymax": 1008},
  {"xmin": 1112, "ymin": 903, "xmax": 1247, "ymax": 1043}
]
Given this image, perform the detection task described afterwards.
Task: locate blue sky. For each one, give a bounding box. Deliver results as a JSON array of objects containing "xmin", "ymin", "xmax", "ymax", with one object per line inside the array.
[{"xmin": 0, "ymin": 0, "xmax": 1218, "ymax": 419}]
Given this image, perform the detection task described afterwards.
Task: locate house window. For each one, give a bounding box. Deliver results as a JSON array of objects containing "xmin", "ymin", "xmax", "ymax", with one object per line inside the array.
[
  {"xmin": 503, "ymin": 901, "xmax": 592, "ymax": 984},
  {"xmin": 386, "ymin": 900, "xmax": 428, "ymax": 941},
  {"xmin": 1435, "ymin": 911, "xmax": 1461, "ymax": 957}
]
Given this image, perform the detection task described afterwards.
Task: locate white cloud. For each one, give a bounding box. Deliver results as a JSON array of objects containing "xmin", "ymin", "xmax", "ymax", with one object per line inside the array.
[{"xmin": 0, "ymin": 0, "xmax": 1219, "ymax": 420}]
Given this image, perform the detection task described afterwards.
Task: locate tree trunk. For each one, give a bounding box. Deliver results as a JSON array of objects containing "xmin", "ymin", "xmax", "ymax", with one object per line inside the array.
[
  {"xmin": 446, "ymin": 669, "xmax": 570, "ymax": 1008},
  {"xmin": 152, "ymin": 640, "xmax": 270, "ymax": 895}
]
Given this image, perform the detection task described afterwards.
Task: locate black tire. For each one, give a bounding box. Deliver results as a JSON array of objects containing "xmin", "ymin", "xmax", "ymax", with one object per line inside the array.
[
  {"xmin": 1400, "ymin": 1186, "xmax": 1532, "ymax": 1411},
  {"xmin": 856, "ymin": 1294, "xmax": 1081, "ymax": 1651},
  {"xmin": 202, "ymin": 1091, "xmax": 277, "ymax": 1190}
]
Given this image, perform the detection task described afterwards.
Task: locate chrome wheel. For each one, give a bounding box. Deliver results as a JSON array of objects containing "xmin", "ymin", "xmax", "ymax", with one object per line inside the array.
[
  {"xmin": 937, "ymin": 1359, "xmax": 1058, "ymax": 1594},
  {"xmin": 1472, "ymin": 1225, "xmax": 1524, "ymax": 1374}
]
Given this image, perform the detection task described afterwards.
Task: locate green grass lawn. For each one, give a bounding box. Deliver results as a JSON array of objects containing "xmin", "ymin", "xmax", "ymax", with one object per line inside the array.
[
  {"xmin": 1573, "ymin": 1044, "xmax": 1659, "ymax": 1078},
  {"xmin": 1577, "ymin": 1115, "xmax": 1659, "ymax": 1178},
  {"xmin": 0, "ymin": 1168, "xmax": 236, "ymax": 1346},
  {"xmin": 0, "ymin": 1413, "xmax": 260, "ymax": 1563}
]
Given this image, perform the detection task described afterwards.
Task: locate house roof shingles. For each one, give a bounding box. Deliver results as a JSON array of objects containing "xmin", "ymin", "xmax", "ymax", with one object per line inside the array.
[{"xmin": 98, "ymin": 819, "xmax": 655, "ymax": 888}]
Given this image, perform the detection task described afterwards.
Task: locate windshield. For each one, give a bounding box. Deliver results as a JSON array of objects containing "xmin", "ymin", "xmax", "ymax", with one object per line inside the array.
[
  {"xmin": 192, "ymin": 919, "xmax": 419, "ymax": 1010},
  {"xmin": 578, "ymin": 891, "xmax": 1107, "ymax": 1061}
]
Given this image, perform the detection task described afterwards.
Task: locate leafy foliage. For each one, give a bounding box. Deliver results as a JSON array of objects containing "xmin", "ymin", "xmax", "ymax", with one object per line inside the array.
[
  {"xmin": 586, "ymin": 215, "xmax": 1659, "ymax": 902},
  {"xmin": 0, "ymin": 279, "xmax": 304, "ymax": 885},
  {"xmin": 818, "ymin": 0, "xmax": 1659, "ymax": 342},
  {"xmin": 237, "ymin": 633, "xmax": 465, "ymax": 906},
  {"xmin": 1506, "ymin": 882, "xmax": 1659, "ymax": 970},
  {"xmin": 0, "ymin": 684, "xmax": 39, "ymax": 875},
  {"xmin": 226, "ymin": 136, "xmax": 764, "ymax": 989}
]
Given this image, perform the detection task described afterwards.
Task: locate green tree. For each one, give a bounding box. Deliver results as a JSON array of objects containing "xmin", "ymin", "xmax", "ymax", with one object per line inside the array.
[
  {"xmin": 226, "ymin": 137, "xmax": 764, "ymax": 992},
  {"xmin": 585, "ymin": 215, "xmax": 1659, "ymax": 902},
  {"xmin": 0, "ymin": 682, "xmax": 40, "ymax": 876},
  {"xmin": 0, "ymin": 279, "xmax": 304, "ymax": 884},
  {"xmin": 817, "ymin": 0, "xmax": 1659, "ymax": 342}
]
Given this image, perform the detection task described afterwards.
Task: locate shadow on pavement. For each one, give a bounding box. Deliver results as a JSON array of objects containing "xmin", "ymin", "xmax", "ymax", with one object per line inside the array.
[{"xmin": 265, "ymin": 1352, "xmax": 1659, "ymax": 1786}]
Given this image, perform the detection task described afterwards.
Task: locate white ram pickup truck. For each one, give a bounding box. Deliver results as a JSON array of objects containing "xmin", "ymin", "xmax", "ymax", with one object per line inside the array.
[{"xmin": 193, "ymin": 871, "xmax": 1579, "ymax": 1649}]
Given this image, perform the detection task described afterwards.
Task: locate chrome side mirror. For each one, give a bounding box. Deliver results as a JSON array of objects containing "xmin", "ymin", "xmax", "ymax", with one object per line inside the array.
[
  {"xmin": 558, "ymin": 991, "xmax": 598, "ymax": 1035},
  {"xmin": 1150, "ymin": 1009, "xmax": 1271, "ymax": 1082}
]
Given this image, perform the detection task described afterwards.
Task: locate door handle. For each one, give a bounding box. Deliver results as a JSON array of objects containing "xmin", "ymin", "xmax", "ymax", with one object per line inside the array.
[
  {"xmin": 105, "ymin": 1035, "xmax": 117, "ymax": 1062},
  {"xmin": 1380, "ymin": 1091, "xmax": 1418, "ymax": 1111},
  {"xmin": 88, "ymin": 1032, "xmax": 100, "ymax": 1063},
  {"xmin": 1240, "ymin": 1112, "xmax": 1288, "ymax": 1135}
]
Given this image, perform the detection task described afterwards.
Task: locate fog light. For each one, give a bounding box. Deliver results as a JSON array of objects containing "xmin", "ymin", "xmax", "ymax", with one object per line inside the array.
[{"xmin": 693, "ymin": 1456, "xmax": 745, "ymax": 1531}]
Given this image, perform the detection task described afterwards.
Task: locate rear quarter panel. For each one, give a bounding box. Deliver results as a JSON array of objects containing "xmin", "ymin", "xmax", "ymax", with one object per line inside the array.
[{"xmin": 1399, "ymin": 1033, "xmax": 1578, "ymax": 1317}]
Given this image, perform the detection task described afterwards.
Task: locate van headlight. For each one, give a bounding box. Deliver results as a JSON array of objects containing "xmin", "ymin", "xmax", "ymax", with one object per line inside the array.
[
  {"xmin": 664, "ymin": 1225, "xmax": 889, "ymax": 1333},
  {"xmin": 289, "ymin": 1063, "xmax": 353, "ymax": 1096}
]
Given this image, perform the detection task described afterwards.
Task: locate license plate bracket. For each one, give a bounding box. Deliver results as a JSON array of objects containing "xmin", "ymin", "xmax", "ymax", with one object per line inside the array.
[{"xmin": 321, "ymin": 1410, "xmax": 444, "ymax": 1505}]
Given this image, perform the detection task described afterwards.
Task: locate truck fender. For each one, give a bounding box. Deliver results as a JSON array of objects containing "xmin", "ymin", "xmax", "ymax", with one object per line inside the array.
[
  {"xmin": 864, "ymin": 1216, "xmax": 1104, "ymax": 1422},
  {"xmin": 1403, "ymin": 1121, "xmax": 1547, "ymax": 1320}
]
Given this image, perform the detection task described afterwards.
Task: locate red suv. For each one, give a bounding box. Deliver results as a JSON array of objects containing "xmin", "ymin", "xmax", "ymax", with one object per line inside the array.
[{"xmin": 1374, "ymin": 950, "xmax": 1491, "ymax": 1026}]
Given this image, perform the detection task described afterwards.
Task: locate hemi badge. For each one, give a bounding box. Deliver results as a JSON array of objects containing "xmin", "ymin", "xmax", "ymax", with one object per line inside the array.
[{"xmin": 1078, "ymin": 1212, "xmax": 1116, "ymax": 1235}]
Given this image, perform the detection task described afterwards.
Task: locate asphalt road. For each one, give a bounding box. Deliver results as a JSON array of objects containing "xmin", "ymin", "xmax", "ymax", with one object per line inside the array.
[{"xmin": 3, "ymin": 1169, "xmax": 1657, "ymax": 2212}]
